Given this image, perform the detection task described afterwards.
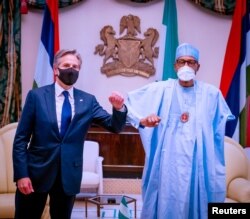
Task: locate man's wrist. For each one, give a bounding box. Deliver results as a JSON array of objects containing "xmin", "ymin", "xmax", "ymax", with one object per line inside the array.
[
  {"xmin": 139, "ymin": 123, "xmax": 145, "ymax": 128},
  {"xmin": 116, "ymin": 104, "xmax": 126, "ymax": 112},
  {"xmin": 139, "ymin": 119, "xmax": 145, "ymax": 128}
]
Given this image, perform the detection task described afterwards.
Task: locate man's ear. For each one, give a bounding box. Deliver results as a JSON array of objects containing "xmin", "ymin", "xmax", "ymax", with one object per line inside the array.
[
  {"xmin": 53, "ymin": 67, "xmax": 59, "ymax": 76},
  {"xmin": 196, "ymin": 64, "xmax": 200, "ymax": 72}
]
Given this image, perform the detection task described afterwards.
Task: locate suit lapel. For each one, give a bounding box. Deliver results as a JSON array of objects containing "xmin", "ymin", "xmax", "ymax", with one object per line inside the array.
[
  {"xmin": 44, "ymin": 84, "xmax": 61, "ymax": 137},
  {"xmin": 72, "ymin": 88, "xmax": 85, "ymax": 122},
  {"xmin": 43, "ymin": 86, "xmax": 88, "ymax": 139}
]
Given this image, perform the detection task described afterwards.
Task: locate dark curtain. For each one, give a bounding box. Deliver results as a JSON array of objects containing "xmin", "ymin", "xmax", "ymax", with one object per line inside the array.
[{"xmin": 0, "ymin": 0, "xmax": 21, "ymax": 127}]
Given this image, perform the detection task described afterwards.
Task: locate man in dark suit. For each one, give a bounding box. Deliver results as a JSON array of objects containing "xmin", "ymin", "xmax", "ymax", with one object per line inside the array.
[{"xmin": 13, "ymin": 49, "xmax": 127, "ymax": 219}]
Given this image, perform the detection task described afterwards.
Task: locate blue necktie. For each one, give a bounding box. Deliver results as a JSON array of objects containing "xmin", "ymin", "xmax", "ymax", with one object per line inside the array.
[{"xmin": 60, "ymin": 91, "xmax": 72, "ymax": 137}]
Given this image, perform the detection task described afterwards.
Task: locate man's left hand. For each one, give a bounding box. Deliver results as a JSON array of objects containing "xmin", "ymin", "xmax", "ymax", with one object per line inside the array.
[{"xmin": 109, "ymin": 91, "xmax": 124, "ymax": 110}]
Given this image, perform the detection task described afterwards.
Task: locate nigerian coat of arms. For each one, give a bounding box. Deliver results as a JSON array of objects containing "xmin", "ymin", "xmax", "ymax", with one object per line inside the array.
[{"xmin": 94, "ymin": 14, "xmax": 159, "ymax": 78}]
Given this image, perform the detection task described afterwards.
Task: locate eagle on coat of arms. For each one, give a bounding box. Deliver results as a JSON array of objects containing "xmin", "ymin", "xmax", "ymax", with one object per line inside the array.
[{"xmin": 94, "ymin": 14, "xmax": 159, "ymax": 78}]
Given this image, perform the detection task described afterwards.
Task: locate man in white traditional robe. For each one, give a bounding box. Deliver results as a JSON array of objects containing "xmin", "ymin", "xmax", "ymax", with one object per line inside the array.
[{"xmin": 125, "ymin": 43, "xmax": 234, "ymax": 219}]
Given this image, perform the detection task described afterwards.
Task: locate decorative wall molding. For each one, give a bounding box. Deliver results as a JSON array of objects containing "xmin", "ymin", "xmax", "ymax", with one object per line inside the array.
[
  {"xmin": 27, "ymin": 0, "xmax": 83, "ymax": 9},
  {"xmin": 190, "ymin": 0, "xmax": 236, "ymax": 15}
]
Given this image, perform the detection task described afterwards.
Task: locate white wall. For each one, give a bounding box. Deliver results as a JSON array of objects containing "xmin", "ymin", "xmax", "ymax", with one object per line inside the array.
[{"xmin": 21, "ymin": 0, "xmax": 232, "ymax": 112}]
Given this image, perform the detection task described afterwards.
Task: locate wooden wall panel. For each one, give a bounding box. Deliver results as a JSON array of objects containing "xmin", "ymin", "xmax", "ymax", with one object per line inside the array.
[{"xmin": 86, "ymin": 124, "xmax": 145, "ymax": 178}]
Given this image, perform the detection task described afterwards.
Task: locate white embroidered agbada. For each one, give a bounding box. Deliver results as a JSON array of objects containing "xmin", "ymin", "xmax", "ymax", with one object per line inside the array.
[{"xmin": 126, "ymin": 79, "xmax": 234, "ymax": 219}]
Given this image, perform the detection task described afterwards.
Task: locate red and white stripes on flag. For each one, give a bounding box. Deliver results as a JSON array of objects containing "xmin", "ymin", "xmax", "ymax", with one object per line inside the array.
[
  {"xmin": 219, "ymin": 1, "xmax": 250, "ymax": 147},
  {"xmin": 34, "ymin": 0, "xmax": 59, "ymax": 88}
]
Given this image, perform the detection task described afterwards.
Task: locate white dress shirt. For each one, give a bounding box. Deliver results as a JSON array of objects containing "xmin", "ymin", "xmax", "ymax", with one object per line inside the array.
[{"xmin": 55, "ymin": 82, "xmax": 75, "ymax": 132}]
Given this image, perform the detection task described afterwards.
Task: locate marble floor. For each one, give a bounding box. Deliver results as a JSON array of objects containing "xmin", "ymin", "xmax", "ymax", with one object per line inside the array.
[{"xmin": 71, "ymin": 194, "xmax": 143, "ymax": 219}]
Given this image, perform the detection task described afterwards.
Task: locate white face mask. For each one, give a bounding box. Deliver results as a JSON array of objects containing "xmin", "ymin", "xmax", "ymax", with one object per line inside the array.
[{"xmin": 177, "ymin": 66, "xmax": 196, "ymax": 81}]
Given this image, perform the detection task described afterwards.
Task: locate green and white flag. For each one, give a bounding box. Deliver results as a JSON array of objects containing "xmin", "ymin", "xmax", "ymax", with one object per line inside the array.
[
  {"xmin": 157, "ymin": 0, "xmax": 179, "ymax": 80},
  {"xmin": 118, "ymin": 196, "xmax": 130, "ymax": 219}
]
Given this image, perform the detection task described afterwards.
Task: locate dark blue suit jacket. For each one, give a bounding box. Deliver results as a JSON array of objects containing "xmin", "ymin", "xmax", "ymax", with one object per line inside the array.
[{"xmin": 13, "ymin": 84, "xmax": 127, "ymax": 195}]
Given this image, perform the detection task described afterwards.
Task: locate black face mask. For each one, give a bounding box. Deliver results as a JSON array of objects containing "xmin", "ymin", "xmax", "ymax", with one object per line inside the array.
[{"xmin": 58, "ymin": 68, "xmax": 79, "ymax": 85}]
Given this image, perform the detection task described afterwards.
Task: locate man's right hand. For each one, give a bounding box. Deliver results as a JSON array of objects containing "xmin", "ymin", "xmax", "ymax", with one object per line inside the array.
[
  {"xmin": 140, "ymin": 114, "xmax": 161, "ymax": 127},
  {"xmin": 17, "ymin": 177, "xmax": 34, "ymax": 195}
]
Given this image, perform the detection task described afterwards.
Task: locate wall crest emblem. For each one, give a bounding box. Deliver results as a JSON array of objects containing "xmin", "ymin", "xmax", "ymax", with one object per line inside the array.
[{"xmin": 94, "ymin": 14, "xmax": 159, "ymax": 78}]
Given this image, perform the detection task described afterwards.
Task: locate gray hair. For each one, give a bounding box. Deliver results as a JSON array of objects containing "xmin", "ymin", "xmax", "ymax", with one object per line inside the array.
[{"xmin": 53, "ymin": 49, "xmax": 82, "ymax": 68}]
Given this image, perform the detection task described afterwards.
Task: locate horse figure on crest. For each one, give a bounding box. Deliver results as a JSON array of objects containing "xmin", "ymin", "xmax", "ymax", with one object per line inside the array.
[
  {"xmin": 140, "ymin": 28, "xmax": 159, "ymax": 66},
  {"xmin": 94, "ymin": 25, "xmax": 118, "ymax": 64}
]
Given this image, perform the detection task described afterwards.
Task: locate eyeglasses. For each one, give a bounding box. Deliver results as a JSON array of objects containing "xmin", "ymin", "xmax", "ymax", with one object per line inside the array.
[{"xmin": 176, "ymin": 59, "xmax": 198, "ymax": 67}]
